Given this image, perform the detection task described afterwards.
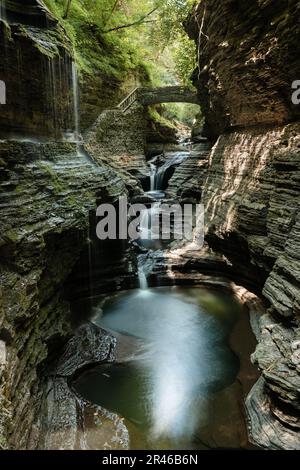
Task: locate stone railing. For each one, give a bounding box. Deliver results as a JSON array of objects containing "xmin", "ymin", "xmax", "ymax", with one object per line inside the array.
[
  {"xmin": 138, "ymin": 86, "xmax": 199, "ymax": 105},
  {"xmin": 117, "ymin": 87, "xmax": 139, "ymax": 113},
  {"xmin": 117, "ymin": 85, "xmax": 199, "ymax": 113}
]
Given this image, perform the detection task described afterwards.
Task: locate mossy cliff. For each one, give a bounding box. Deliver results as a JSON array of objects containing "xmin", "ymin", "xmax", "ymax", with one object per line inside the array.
[
  {"xmin": 0, "ymin": 1, "xmax": 134, "ymax": 449},
  {"xmin": 0, "ymin": 1, "xmax": 74, "ymax": 139},
  {"xmin": 42, "ymin": 0, "xmax": 150, "ymax": 130}
]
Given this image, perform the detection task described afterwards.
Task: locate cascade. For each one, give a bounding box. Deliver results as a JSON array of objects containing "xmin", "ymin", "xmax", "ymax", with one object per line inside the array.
[
  {"xmin": 139, "ymin": 202, "xmax": 161, "ymax": 242},
  {"xmin": 71, "ymin": 61, "xmax": 91, "ymax": 161},
  {"xmin": 0, "ymin": 0, "xmax": 6, "ymax": 21},
  {"xmin": 72, "ymin": 61, "xmax": 80, "ymax": 144},
  {"xmin": 138, "ymin": 264, "xmax": 148, "ymax": 290},
  {"xmin": 149, "ymin": 163, "xmax": 157, "ymax": 191},
  {"xmin": 155, "ymin": 151, "xmax": 189, "ymax": 190}
]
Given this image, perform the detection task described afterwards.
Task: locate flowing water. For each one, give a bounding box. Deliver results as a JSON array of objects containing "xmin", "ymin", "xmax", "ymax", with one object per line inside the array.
[
  {"xmin": 72, "ymin": 61, "xmax": 80, "ymax": 144},
  {"xmin": 149, "ymin": 163, "xmax": 157, "ymax": 192},
  {"xmin": 0, "ymin": 0, "xmax": 6, "ymax": 21},
  {"xmin": 155, "ymin": 151, "xmax": 189, "ymax": 190},
  {"xmin": 148, "ymin": 149, "xmax": 189, "ymax": 193},
  {"xmin": 73, "ymin": 286, "xmax": 258, "ymax": 449},
  {"xmin": 137, "ymin": 265, "xmax": 148, "ymax": 290},
  {"xmin": 73, "ymin": 136, "xmax": 258, "ymax": 449},
  {"xmin": 141, "ymin": 151, "xmax": 191, "ymax": 250}
]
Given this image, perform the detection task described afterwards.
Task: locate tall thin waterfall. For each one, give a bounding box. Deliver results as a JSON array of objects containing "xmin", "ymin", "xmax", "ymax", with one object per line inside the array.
[
  {"xmin": 48, "ymin": 59, "xmax": 58, "ymax": 135},
  {"xmin": 149, "ymin": 163, "xmax": 157, "ymax": 191},
  {"xmin": 0, "ymin": 0, "xmax": 6, "ymax": 21},
  {"xmin": 139, "ymin": 202, "xmax": 161, "ymax": 241},
  {"xmin": 138, "ymin": 264, "xmax": 148, "ymax": 290},
  {"xmin": 155, "ymin": 151, "xmax": 189, "ymax": 190},
  {"xmin": 72, "ymin": 61, "xmax": 80, "ymax": 144}
]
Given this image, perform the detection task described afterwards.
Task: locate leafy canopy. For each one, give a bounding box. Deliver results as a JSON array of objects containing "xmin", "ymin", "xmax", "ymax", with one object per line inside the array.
[{"xmin": 43, "ymin": 0, "xmax": 197, "ymax": 86}]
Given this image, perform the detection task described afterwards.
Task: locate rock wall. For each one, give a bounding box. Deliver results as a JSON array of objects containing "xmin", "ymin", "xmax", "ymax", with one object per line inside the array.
[
  {"xmin": 86, "ymin": 106, "xmax": 148, "ymax": 182},
  {"xmin": 0, "ymin": 1, "xmax": 74, "ymax": 139},
  {"xmin": 189, "ymin": 0, "xmax": 300, "ymax": 449},
  {"xmin": 0, "ymin": 141, "xmax": 126, "ymax": 449},
  {"xmin": 167, "ymin": 140, "xmax": 210, "ymax": 201},
  {"xmin": 187, "ymin": 0, "xmax": 300, "ymax": 141},
  {"xmin": 0, "ymin": 1, "xmax": 133, "ymax": 449},
  {"xmin": 80, "ymin": 70, "xmax": 141, "ymax": 132}
]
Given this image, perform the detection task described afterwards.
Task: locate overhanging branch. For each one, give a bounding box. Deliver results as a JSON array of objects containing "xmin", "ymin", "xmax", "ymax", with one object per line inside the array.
[{"xmin": 102, "ymin": 7, "xmax": 158, "ymax": 33}]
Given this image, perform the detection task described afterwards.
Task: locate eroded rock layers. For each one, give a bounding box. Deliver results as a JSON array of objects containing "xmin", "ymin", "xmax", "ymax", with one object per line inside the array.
[
  {"xmin": 188, "ymin": 0, "xmax": 300, "ymax": 449},
  {"xmin": 0, "ymin": 2, "xmax": 129, "ymax": 449}
]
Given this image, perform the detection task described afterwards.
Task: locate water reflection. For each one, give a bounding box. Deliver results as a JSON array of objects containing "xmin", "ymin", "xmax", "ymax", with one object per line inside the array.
[{"xmin": 75, "ymin": 287, "xmax": 240, "ymax": 446}]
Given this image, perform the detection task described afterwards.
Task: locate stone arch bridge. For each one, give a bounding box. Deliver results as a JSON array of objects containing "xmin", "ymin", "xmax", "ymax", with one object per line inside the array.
[{"xmin": 117, "ymin": 86, "xmax": 199, "ymax": 112}]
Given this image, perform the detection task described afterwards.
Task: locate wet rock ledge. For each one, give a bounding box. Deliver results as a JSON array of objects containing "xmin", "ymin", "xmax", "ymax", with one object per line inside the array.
[{"xmin": 28, "ymin": 324, "xmax": 129, "ymax": 450}]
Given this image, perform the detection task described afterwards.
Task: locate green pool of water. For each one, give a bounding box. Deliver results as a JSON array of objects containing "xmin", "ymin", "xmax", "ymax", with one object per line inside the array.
[{"xmin": 74, "ymin": 286, "xmax": 253, "ymax": 449}]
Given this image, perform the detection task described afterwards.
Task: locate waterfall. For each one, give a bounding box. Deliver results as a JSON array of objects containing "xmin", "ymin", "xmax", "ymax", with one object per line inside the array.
[
  {"xmin": 155, "ymin": 151, "xmax": 189, "ymax": 191},
  {"xmin": 137, "ymin": 251, "xmax": 150, "ymax": 291},
  {"xmin": 0, "ymin": 0, "xmax": 6, "ymax": 21},
  {"xmin": 87, "ymin": 233, "xmax": 94, "ymax": 299},
  {"xmin": 139, "ymin": 208, "xmax": 151, "ymax": 240},
  {"xmin": 72, "ymin": 61, "xmax": 80, "ymax": 144},
  {"xmin": 48, "ymin": 59, "xmax": 58, "ymax": 135},
  {"xmin": 139, "ymin": 202, "xmax": 161, "ymax": 241},
  {"xmin": 138, "ymin": 265, "xmax": 148, "ymax": 290},
  {"xmin": 155, "ymin": 168, "xmax": 164, "ymax": 191},
  {"xmin": 149, "ymin": 163, "xmax": 157, "ymax": 191}
]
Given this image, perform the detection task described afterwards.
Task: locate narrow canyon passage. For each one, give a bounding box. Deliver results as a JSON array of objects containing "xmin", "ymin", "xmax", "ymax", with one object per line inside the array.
[
  {"xmin": 69, "ymin": 136, "xmax": 260, "ymax": 450},
  {"xmin": 0, "ymin": 0, "xmax": 300, "ymax": 454}
]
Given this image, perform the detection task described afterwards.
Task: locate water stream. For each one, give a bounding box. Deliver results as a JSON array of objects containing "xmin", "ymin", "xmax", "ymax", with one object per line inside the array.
[
  {"xmin": 149, "ymin": 163, "xmax": 157, "ymax": 192},
  {"xmin": 0, "ymin": 0, "xmax": 6, "ymax": 21},
  {"xmin": 72, "ymin": 61, "xmax": 80, "ymax": 144},
  {"xmin": 73, "ymin": 134, "xmax": 258, "ymax": 449},
  {"xmin": 155, "ymin": 151, "xmax": 189, "ymax": 190},
  {"xmin": 137, "ymin": 266, "xmax": 148, "ymax": 290}
]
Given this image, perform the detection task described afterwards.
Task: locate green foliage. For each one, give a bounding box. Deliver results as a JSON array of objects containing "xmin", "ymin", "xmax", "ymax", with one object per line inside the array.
[
  {"xmin": 149, "ymin": 0, "xmax": 197, "ymax": 85},
  {"xmin": 172, "ymin": 34, "xmax": 197, "ymax": 86},
  {"xmin": 42, "ymin": 0, "xmax": 153, "ymax": 80},
  {"xmin": 148, "ymin": 105, "xmax": 177, "ymax": 130},
  {"xmin": 42, "ymin": 0, "xmax": 197, "ymax": 86},
  {"xmin": 161, "ymin": 103, "xmax": 200, "ymax": 127}
]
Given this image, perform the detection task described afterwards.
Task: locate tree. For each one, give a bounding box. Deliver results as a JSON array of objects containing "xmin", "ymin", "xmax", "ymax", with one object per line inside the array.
[{"xmin": 63, "ymin": 0, "xmax": 72, "ymax": 19}]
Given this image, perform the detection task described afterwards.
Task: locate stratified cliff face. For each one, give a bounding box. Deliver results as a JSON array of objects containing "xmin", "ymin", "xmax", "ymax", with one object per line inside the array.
[
  {"xmin": 0, "ymin": 142, "xmax": 125, "ymax": 449},
  {"xmin": 0, "ymin": 2, "xmax": 129, "ymax": 449},
  {"xmin": 0, "ymin": 1, "xmax": 75, "ymax": 139},
  {"xmin": 188, "ymin": 0, "xmax": 300, "ymax": 450},
  {"xmin": 187, "ymin": 0, "xmax": 300, "ymax": 140}
]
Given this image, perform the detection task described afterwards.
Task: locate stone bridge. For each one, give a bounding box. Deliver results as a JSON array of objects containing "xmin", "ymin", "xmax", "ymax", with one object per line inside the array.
[
  {"xmin": 138, "ymin": 86, "xmax": 199, "ymax": 106},
  {"xmin": 117, "ymin": 86, "xmax": 199, "ymax": 112}
]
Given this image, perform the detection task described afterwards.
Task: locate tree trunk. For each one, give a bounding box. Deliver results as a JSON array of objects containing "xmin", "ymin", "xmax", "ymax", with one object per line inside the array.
[{"xmin": 63, "ymin": 0, "xmax": 72, "ymax": 19}]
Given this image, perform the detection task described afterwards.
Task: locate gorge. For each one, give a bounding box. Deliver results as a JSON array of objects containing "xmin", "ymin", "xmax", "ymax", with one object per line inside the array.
[{"xmin": 0, "ymin": 0, "xmax": 300, "ymax": 452}]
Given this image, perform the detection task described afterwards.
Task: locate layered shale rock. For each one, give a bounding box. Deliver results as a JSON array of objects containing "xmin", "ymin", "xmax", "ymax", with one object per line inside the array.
[
  {"xmin": 0, "ymin": 141, "xmax": 126, "ymax": 448},
  {"xmin": 0, "ymin": 1, "xmax": 141, "ymax": 449},
  {"xmin": 0, "ymin": 1, "xmax": 74, "ymax": 139},
  {"xmin": 167, "ymin": 141, "xmax": 210, "ymax": 201},
  {"xmin": 28, "ymin": 323, "xmax": 129, "ymax": 450},
  {"xmin": 187, "ymin": 0, "xmax": 300, "ymax": 140},
  {"xmin": 189, "ymin": 0, "xmax": 300, "ymax": 449},
  {"xmin": 86, "ymin": 106, "xmax": 148, "ymax": 182},
  {"xmin": 0, "ymin": 0, "xmax": 147, "ymax": 449}
]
